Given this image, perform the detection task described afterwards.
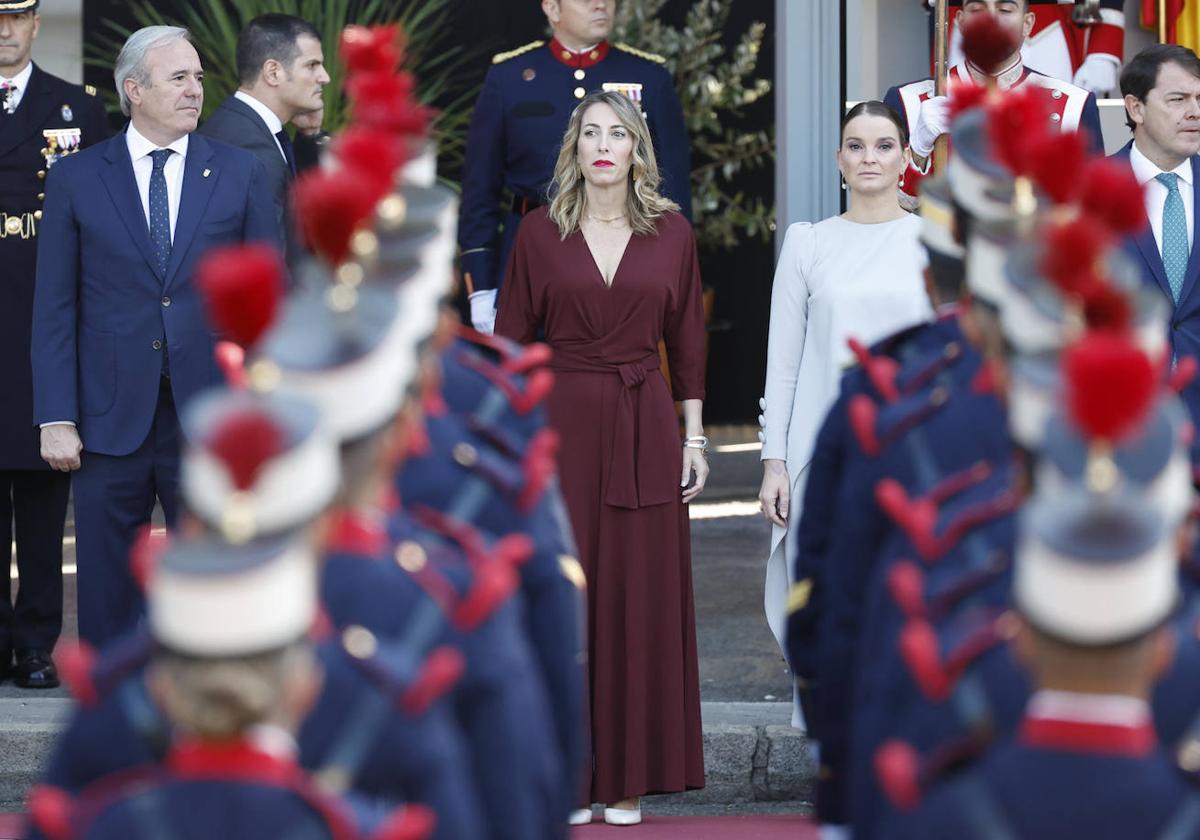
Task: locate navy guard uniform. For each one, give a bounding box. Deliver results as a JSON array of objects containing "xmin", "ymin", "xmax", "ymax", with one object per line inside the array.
[
  {"xmin": 458, "ymin": 35, "xmax": 692, "ymax": 321},
  {"xmin": 0, "ymin": 0, "xmax": 108, "ymax": 688}
]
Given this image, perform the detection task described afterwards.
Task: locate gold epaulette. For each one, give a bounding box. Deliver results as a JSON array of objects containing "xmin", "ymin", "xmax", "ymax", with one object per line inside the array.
[
  {"xmin": 614, "ymin": 42, "xmax": 666, "ymax": 64},
  {"xmin": 84, "ymin": 85, "xmax": 97, "ymax": 96},
  {"xmin": 493, "ymin": 40, "xmax": 544, "ymax": 65}
]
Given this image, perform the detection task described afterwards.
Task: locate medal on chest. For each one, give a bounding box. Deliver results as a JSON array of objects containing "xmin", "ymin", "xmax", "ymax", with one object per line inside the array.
[
  {"xmin": 42, "ymin": 127, "xmax": 82, "ymax": 169},
  {"xmin": 602, "ymin": 82, "xmax": 646, "ymax": 116}
]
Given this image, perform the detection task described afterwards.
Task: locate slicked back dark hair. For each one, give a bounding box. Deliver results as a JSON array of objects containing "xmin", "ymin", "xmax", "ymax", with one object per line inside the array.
[
  {"xmin": 236, "ymin": 14, "xmax": 320, "ymax": 86},
  {"xmin": 842, "ymin": 100, "xmax": 909, "ymax": 148},
  {"xmin": 1120, "ymin": 43, "xmax": 1200, "ymax": 131}
]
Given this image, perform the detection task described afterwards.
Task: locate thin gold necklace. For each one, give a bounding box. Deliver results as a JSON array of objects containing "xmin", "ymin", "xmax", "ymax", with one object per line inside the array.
[{"xmin": 585, "ymin": 214, "xmax": 627, "ymax": 223}]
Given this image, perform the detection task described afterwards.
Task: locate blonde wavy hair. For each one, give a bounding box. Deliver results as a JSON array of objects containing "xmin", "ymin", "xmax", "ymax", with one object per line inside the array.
[
  {"xmin": 151, "ymin": 642, "xmax": 315, "ymax": 740},
  {"xmin": 547, "ymin": 90, "xmax": 680, "ymax": 239}
]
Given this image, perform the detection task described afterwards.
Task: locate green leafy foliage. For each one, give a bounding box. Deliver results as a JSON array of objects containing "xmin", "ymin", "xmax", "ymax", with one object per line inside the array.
[
  {"xmin": 83, "ymin": 0, "xmax": 479, "ymax": 174},
  {"xmin": 614, "ymin": 0, "xmax": 774, "ymax": 251}
]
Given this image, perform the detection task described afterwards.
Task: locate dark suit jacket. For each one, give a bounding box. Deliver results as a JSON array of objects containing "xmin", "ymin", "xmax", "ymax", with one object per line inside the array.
[
  {"xmin": 1111, "ymin": 141, "xmax": 1200, "ymax": 432},
  {"xmin": 197, "ymin": 95, "xmax": 291, "ymax": 234},
  {"xmin": 31, "ymin": 130, "xmax": 281, "ymax": 456},
  {"xmin": 0, "ymin": 64, "xmax": 109, "ymax": 469}
]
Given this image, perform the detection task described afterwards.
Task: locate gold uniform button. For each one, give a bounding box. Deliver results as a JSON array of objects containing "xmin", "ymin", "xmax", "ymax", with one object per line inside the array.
[
  {"xmin": 37, "ymin": 170, "xmax": 45, "ymax": 179},
  {"xmin": 589, "ymin": 50, "xmax": 599, "ymax": 60},
  {"xmin": 574, "ymin": 69, "xmax": 586, "ymax": 81},
  {"xmin": 33, "ymin": 210, "xmax": 42, "ymax": 220},
  {"xmin": 561, "ymin": 50, "xmax": 572, "ymax": 60},
  {"xmin": 574, "ymin": 86, "xmax": 586, "ymax": 99}
]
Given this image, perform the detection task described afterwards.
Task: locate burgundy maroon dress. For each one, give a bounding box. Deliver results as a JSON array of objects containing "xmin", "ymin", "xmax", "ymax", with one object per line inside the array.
[{"xmin": 496, "ymin": 207, "xmax": 707, "ymax": 803}]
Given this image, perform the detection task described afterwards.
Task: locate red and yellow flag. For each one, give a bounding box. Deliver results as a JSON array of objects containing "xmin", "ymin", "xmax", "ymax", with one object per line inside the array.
[{"xmin": 1142, "ymin": 0, "xmax": 1186, "ymax": 43}]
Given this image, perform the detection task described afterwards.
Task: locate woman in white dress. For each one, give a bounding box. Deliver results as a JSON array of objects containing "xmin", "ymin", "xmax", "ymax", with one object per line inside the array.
[{"xmin": 758, "ymin": 101, "xmax": 933, "ymax": 726}]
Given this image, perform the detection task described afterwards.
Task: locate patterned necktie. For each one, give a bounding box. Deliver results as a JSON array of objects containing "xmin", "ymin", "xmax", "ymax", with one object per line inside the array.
[
  {"xmin": 149, "ymin": 149, "xmax": 173, "ymax": 276},
  {"xmin": 0, "ymin": 82, "xmax": 14, "ymax": 115},
  {"xmin": 275, "ymin": 129, "xmax": 297, "ymax": 176},
  {"xmin": 1157, "ymin": 172, "xmax": 1189, "ymax": 304}
]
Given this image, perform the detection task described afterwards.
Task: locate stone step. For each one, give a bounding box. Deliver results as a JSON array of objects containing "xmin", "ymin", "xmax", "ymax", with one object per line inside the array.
[{"xmin": 0, "ymin": 699, "xmax": 813, "ymax": 811}]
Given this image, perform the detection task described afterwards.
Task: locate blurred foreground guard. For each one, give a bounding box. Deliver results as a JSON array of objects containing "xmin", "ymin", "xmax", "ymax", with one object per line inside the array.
[
  {"xmin": 887, "ymin": 485, "xmax": 1194, "ymax": 840},
  {"xmin": 0, "ymin": 0, "xmax": 107, "ymax": 689},
  {"xmin": 27, "ymin": 532, "xmax": 434, "ymax": 840},
  {"xmin": 458, "ymin": 0, "xmax": 691, "ymax": 332}
]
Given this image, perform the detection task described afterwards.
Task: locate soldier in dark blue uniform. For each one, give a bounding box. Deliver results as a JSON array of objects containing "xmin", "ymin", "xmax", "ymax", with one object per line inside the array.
[
  {"xmin": 457, "ymin": 0, "xmax": 691, "ymax": 331},
  {"xmin": 0, "ymin": 0, "xmax": 108, "ymax": 688}
]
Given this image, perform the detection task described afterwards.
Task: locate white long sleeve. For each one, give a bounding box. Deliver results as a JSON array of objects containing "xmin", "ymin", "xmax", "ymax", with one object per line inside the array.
[{"xmin": 761, "ymin": 222, "xmax": 814, "ymax": 461}]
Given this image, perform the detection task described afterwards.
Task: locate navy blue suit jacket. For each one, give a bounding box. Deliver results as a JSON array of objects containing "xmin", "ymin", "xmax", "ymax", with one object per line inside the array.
[
  {"xmin": 31, "ymin": 130, "xmax": 280, "ymax": 456},
  {"xmin": 1111, "ymin": 142, "xmax": 1200, "ymax": 429}
]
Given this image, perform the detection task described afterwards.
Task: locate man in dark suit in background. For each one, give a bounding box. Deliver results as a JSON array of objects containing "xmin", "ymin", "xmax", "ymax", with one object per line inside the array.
[
  {"xmin": 1111, "ymin": 44, "xmax": 1200, "ymax": 437},
  {"xmin": 199, "ymin": 14, "xmax": 329, "ymax": 259},
  {"xmin": 31, "ymin": 25, "xmax": 280, "ymax": 647},
  {"xmin": 0, "ymin": 0, "xmax": 108, "ymax": 689}
]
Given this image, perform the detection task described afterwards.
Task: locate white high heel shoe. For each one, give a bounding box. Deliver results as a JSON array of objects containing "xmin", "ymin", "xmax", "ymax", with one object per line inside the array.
[
  {"xmin": 568, "ymin": 808, "xmax": 594, "ymax": 826},
  {"xmin": 603, "ymin": 800, "xmax": 642, "ymax": 826}
]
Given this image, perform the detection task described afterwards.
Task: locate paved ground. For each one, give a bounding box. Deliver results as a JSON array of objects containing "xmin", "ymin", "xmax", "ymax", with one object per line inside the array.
[{"xmin": 4, "ymin": 425, "xmax": 789, "ymax": 704}]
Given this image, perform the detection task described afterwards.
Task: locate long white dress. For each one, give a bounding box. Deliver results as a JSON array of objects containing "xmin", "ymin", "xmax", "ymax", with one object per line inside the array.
[{"xmin": 760, "ymin": 213, "xmax": 931, "ymax": 728}]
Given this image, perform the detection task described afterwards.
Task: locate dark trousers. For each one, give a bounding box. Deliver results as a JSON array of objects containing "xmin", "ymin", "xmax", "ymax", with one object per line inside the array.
[
  {"xmin": 73, "ymin": 381, "xmax": 180, "ymax": 647},
  {"xmin": 0, "ymin": 469, "xmax": 71, "ymax": 654}
]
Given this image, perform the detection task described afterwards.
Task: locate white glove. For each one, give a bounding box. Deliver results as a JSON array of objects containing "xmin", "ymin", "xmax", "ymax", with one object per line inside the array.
[
  {"xmin": 911, "ymin": 95, "xmax": 950, "ymax": 159},
  {"xmin": 469, "ymin": 288, "xmax": 498, "ymax": 334},
  {"xmin": 1072, "ymin": 54, "xmax": 1119, "ymax": 95}
]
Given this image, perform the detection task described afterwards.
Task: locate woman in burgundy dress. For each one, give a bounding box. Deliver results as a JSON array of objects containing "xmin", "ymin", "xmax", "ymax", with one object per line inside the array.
[{"xmin": 496, "ymin": 90, "xmax": 707, "ymax": 826}]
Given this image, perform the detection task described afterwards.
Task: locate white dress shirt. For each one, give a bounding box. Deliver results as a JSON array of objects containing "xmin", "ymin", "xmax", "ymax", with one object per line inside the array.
[
  {"xmin": 233, "ymin": 90, "xmax": 288, "ymax": 163},
  {"xmin": 0, "ymin": 61, "xmax": 33, "ymax": 112},
  {"xmin": 125, "ymin": 122, "xmax": 188, "ymax": 242},
  {"xmin": 1130, "ymin": 139, "xmax": 1195, "ymax": 253}
]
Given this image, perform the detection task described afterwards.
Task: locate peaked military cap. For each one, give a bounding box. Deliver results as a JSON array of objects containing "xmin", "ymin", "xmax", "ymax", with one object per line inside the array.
[{"xmin": 0, "ymin": 0, "xmax": 38, "ymax": 13}]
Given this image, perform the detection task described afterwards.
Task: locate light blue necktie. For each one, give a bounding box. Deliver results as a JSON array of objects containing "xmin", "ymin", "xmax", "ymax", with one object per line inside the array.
[
  {"xmin": 1157, "ymin": 172, "xmax": 1189, "ymax": 304},
  {"xmin": 149, "ymin": 148, "xmax": 173, "ymax": 276}
]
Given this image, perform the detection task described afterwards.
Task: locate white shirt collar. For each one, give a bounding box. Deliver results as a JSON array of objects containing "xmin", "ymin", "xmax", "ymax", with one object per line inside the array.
[
  {"xmin": 246, "ymin": 723, "xmax": 299, "ymax": 760},
  {"xmin": 0, "ymin": 61, "xmax": 33, "ymax": 93},
  {"xmin": 1130, "ymin": 139, "xmax": 1193, "ymax": 188},
  {"xmin": 234, "ymin": 90, "xmax": 285, "ymax": 136},
  {"xmin": 125, "ymin": 120, "xmax": 189, "ymax": 163},
  {"xmin": 1027, "ymin": 690, "xmax": 1151, "ymax": 728}
]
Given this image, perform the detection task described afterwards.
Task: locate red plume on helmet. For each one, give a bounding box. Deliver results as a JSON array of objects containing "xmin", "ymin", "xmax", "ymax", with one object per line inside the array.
[
  {"xmin": 960, "ymin": 12, "xmax": 1022, "ymax": 75},
  {"xmin": 195, "ymin": 244, "xmax": 284, "ymax": 349},
  {"xmin": 1063, "ymin": 332, "xmax": 1158, "ymax": 444},
  {"xmin": 206, "ymin": 410, "xmax": 286, "ymax": 491},
  {"xmin": 340, "ymin": 24, "xmax": 406, "ymax": 76},
  {"xmin": 1079, "ymin": 280, "xmax": 1134, "ymax": 334},
  {"xmin": 875, "ymin": 740, "xmax": 923, "ymax": 812},
  {"xmin": 333, "ymin": 126, "xmax": 409, "ymax": 203},
  {"xmin": 347, "ymin": 71, "xmax": 431, "ymax": 138},
  {"xmin": 1079, "ymin": 158, "xmax": 1148, "ymax": 236},
  {"xmin": 292, "ymin": 167, "xmax": 381, "ymax": 266},
  {"xmin": 986, "ymin": 86, "xmax": 1053, "ymax": 176},
  {"xmin": 1024, "ymin": 129, "xmax": 1088, "ymax": 206},
  {"xmin": 1038, "ymin": 216, "xmax": 1111, "ymax": 297}
]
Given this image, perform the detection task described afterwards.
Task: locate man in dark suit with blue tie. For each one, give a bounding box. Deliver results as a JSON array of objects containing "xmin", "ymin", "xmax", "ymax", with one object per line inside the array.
[
  {"xmin": 30, "ymin": 25, "xmax": 280, "ymax": 647},
  {"xmin": 1112, "ymin": 44, "xmax": 1200, "ymax": 432},
  {"xmin": 198, "ymin": 14, "xmax": 329, "ymax": 259}
]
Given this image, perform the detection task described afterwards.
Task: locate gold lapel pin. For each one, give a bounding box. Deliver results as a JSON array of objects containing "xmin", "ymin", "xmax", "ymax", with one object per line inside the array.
[{"xmin": 202, "ymin": 168, "xmax": 211, "ymax": 178}]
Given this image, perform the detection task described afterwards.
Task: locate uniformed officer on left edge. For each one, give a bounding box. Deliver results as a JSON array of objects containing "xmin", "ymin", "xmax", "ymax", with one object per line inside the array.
[
  {"xmin": 457, "ymin": 0, "xmax": 692, "ymax": 333},
  {"xmin": 0, "ymin": 0, "xmax": 108, "ymax": 689}
]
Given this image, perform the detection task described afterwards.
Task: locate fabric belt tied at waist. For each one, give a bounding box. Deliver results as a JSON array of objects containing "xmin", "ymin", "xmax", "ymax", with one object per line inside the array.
[{"xmin": 551, "ymin": 352, "xmax": 676, "ymax": 510}]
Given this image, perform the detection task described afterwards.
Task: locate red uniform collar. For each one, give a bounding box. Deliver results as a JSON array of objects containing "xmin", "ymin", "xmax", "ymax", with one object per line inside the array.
[
  {"xmin": 325, "ymin": 507, "xmax": 388, "ymax": 557},
  {"xmin": 549, "ymin": 37, "xmax": 610, "ymax": 69},
  {"xmin": 168, "ymin": 739, "xmax": 300, "ymax": 785},
  {"xmin": 1019, "ymin": 717, "xmax": 1156, "ymax": 757}
]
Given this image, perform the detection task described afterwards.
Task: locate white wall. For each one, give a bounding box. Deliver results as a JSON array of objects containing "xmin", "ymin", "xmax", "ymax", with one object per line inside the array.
[{"xmin": 32, "ymin": 0, "xmax": 83, "ymax": 84}]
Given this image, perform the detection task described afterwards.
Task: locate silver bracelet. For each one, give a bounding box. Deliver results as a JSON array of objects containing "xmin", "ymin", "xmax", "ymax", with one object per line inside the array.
[{"xmin": 683, "ymin": 435, "xmax": 709, "ymax": 452}]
